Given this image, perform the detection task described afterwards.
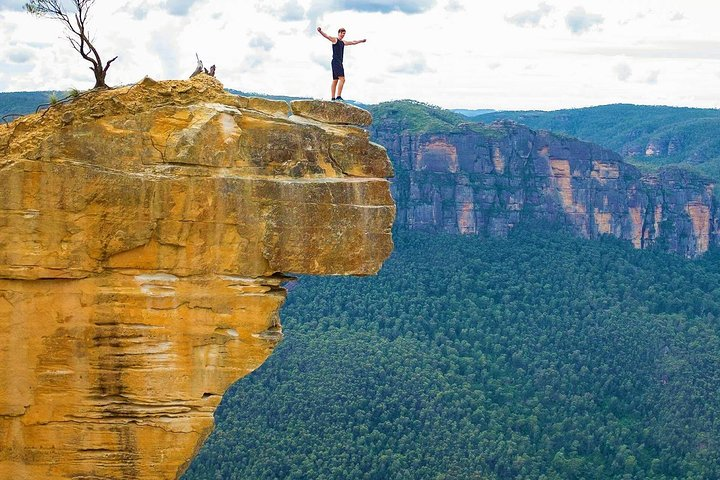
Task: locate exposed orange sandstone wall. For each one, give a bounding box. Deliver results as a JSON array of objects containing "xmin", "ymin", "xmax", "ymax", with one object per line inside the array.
[
  {"xmin": 372, "ymin": 120, "xmax": 718, "ymax": 257},
  {"xmin": 0, "ymin": 76, "xmax": 395, "ymax": 479},
  {"xmin": 686, "ymin": 202, "xmax": 711, "ymax": 254}
]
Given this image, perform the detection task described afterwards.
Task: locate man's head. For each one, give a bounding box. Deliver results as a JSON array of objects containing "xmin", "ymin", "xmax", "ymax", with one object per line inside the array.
[{"xmin": 338, "ymin": 28, "xmax": 346, "ymax": 39}]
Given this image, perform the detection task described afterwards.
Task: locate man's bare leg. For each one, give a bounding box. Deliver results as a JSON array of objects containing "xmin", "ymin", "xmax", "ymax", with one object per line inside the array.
[
  {"xmin": 331, "ymin": 79, "xmax": 338, "ymax": 99},
  {"xmin": 336, "ymin": 77, "xmax": 345, "ymax": 98}
]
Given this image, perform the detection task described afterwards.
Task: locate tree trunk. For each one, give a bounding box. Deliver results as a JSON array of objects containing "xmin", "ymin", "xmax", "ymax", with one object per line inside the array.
[{"xmin": 93, "ymin": 66, "xmax": 108, "ymax": 89}]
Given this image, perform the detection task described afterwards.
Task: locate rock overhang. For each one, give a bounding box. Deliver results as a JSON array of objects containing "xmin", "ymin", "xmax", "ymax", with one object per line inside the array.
[{"xmin": 0, "ymin": 74, "xmax": 395, "ymax": 479}]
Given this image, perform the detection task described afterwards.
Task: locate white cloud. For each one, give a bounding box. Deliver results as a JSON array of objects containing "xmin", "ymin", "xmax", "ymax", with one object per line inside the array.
[
  {"xmin": 619, "ymin": 10, "xmax": 649, "ymax": 26},
  {"xmin": 645, "ymin": 70, "xmax": 660, "ymax": 84},
  {"xmin": 242, "ymin": 33, "xmax": 276, "ymax": 70},
  {"xmin": 670, "ymin": 12, "xmax": 685, "ymax": 21},
  {"xmin": 261, "ymin": 0, "xmax": 305, "ymax": 21},
  {"xmin": 132, "ymin": 5, "xmax": 150, "ymax": 20},
  {"xmin": 336, "ymin": 0, "xmax": 435, "ymax": 14},
  {"xmin": 150, "ymin": 28, "xmax": 183, "ymax": 78},
  {"xmin": 6, "ymin": 46, "xmax": 33, "ymax": 63},
  {"xmin": 570, "ymin": 41, "xmax": 720, "ymax": 60},
  {"xmin": 0, "ymin": 0, "xmax": 24, "ymax": 11},
  {"xmin": 505, "ymin": 2, "xmax": 553, "ymax": 28},
  {"xmin": 613, "ymin": 63, "xmax": 631, "ymax": 81},
  {"xmin": 165, "ymin": 0, "xmax": 200, "ymax": 16},
  {"xmin": 310, "ymin": 52, "xmax": 327, "ymax": 68},
  {"xmin": 249, "ymin": 34, "xmax": 274, "ymax": 51},
  {"xmin": 389, "ymin": 52, "xmax": 432, "ymax": 75},
  {"xmin": 566, "ymin": 6, "xmax": 604, "ymax": 34},
  {"xmin": 307, "ymin": 0, "xmax": 436, "ymax": 27},
  {"xmin": 445, "ymin": 0, "xmax": 463, "ymax": 13},
  {"xmin": 243, "ymin": 53, "xmax": 266, "ymax": 70},
  {"xmin": 0, "ymin": 59, "xmax": 33, "ymax": 91}
]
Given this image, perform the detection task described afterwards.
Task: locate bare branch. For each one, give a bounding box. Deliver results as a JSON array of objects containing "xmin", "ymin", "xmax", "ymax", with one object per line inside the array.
[
  {"xmin": 24, "ymin": 0, "xmax": 116, "ymax": 88},
  {"xmin": 103, "ymin": 56, "xmax": 118, "ymax": 74}
]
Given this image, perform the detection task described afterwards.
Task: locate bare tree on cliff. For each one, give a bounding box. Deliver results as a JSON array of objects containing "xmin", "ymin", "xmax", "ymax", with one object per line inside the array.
[{"xmin": 24, "ymin": 0, "xmax": 117, "ymax": 89}]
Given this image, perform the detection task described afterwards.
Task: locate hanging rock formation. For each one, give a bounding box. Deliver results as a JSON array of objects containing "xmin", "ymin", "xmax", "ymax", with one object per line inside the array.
[
  {"xmin": 371, "ymin": 120, "xmax": 718, "ymax": 257},
  {"xmin": 0, "ymin": 75, "xmax": 394, "ymax": 479}
]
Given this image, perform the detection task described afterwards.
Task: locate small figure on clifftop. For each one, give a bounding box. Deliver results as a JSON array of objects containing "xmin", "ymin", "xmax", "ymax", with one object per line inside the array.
[{"xmin": 317, "ymin": 26, "xmax": 366, "ymax": 101}]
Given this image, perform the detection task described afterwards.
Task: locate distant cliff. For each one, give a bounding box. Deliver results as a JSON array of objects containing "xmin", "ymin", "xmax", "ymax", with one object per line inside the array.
[
  {"xmin": 476, "ymin": 104, "xmax": 720, "ymax": 181},
  {"xmin": 369, "ymin": 107, "xmax": 718, "ymax": 257},
  {"xmin": 0, "ymin": 75, "xmax": 395, "ymax": 479}
]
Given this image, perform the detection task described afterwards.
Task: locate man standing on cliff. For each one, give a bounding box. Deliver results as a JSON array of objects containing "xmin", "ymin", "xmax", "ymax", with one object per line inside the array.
[{"xmin": 317, "ymin": 26, "xmax": 366, "ymax": 101}]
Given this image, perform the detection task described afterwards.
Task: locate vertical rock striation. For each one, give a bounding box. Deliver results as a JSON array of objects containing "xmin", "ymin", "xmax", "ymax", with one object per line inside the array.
[
  {"xmin": 0, "ymin": 76, "xmax": 395, "ymax": 479},
  {"xmin": 372, "ymin": 120, "xmax": 718, "ymax": 257}
]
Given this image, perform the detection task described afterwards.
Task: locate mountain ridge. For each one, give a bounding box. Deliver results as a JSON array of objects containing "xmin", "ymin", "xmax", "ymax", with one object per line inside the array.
[
  {"xmin": 366, "ymin": 104, "xmax": 718, "ymax": 257},
  {"xmin": 476, "ymin": 103, "xmax": 720, "ymax": 180}
]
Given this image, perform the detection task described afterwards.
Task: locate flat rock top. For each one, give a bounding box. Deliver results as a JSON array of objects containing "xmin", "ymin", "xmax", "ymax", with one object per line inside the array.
[
  {"xmin": 1, "ymin": 76, "xmax": 377, "ymax": 162},
  {"xmin": 0, "ymin": 74, "xmax": 395, "ymax": 279},
  {"xmin": 0, "ymin": 75, "xmax": 390, "ymax": 178},
  {"xmin": 290, "ymin": 99, "xmax": 373, "ymax": 126}
]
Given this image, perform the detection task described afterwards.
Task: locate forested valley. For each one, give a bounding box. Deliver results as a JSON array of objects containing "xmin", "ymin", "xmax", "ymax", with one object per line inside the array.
[{"xmin": 184, "ymin": 229, "xmax": 720, "ymax": 480}]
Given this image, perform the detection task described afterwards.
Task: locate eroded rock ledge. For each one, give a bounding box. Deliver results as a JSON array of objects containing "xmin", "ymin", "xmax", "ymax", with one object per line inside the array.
[
  {"xmin": 0, "ymin": 75, "xmax": 395, "ymax": 479},
  {"xmin": 371, "ymin": 121, "xmax": 718, "ymax": 257}
]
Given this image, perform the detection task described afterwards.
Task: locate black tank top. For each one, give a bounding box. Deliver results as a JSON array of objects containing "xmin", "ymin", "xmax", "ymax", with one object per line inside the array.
[{"xmin": 332, "ymin": 40, "xmax": 344, "ymax": 63}]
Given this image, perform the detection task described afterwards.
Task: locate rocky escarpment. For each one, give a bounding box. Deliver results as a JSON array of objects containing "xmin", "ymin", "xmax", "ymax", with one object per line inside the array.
[
  {"xmin": 371, "ymin": 120, "xmax": 718, "ymax": 257},
  {"xmin": 0, "ymin": 76, "xmax": 394, "ymax": 479}
]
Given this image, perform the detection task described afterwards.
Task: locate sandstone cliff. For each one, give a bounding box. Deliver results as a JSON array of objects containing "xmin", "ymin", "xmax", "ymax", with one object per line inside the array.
[
  {"xmin": 371, "ymin": 120, "xmax": 718, "ymax": 257},
  {"xmin": 0, "ymin": 75, "xmax": 395, "ymax": 479}
]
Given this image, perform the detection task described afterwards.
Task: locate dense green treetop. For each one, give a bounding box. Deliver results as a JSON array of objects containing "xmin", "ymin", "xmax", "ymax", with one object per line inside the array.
[
  {"xmin": 0, "ymin": 91, "xmax": 53, "ymax": 119},
  {"xmin": 365, "ymin": 99, "xmax": 467, "ymax": 133},
  {"xmin": 184, "ymin": 229, "xmax": 720, "ymax": 480}
]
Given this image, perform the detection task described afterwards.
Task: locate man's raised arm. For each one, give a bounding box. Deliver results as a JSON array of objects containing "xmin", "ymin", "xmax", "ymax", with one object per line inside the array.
[
  {"xmin": 344, "ymin": 39, "xmax": 367, "ymax": 46},
  {"xmin": 317, "ymin": 27, "xmax": 336, "ymax": 42}
]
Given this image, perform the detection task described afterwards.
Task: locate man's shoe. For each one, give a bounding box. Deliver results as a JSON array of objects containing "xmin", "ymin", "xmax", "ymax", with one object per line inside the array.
[
  {"xmin": 331, "ymin": 97, "xmax": 336, "ymax": 100},
  {"xmin": 335, "ymin": 96, "xmax": 344, "ymax": 101}
]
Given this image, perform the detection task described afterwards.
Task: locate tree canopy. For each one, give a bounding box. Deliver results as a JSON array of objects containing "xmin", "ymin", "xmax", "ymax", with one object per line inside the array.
[{"xmin": 184, "ymin": 229, "xmax": 720, "ymax": 479}]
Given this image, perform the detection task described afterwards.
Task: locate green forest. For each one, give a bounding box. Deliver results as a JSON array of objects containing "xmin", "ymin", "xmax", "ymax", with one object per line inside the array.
[
  {"xmin": 0, "ymin": 91, "xmax": 54, "ymax": 119},
  {"xmin": 183, "ymin": 229, "xmax": 720, "ymax": 480}
]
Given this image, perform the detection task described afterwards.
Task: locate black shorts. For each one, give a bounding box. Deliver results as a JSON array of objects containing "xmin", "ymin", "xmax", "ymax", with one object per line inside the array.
[{"xmin": 331, "ymin": 60, "xmax": 344, "ymax": 79}]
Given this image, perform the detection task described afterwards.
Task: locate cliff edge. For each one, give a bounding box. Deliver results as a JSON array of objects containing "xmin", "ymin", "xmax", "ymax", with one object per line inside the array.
[
  {"xmin": 371, "ymin": 120, "xmax": 718, "ymax": 257},
  {"xmin": 0, "ymin": 75, "xmax": 395, "ymax": 479}
]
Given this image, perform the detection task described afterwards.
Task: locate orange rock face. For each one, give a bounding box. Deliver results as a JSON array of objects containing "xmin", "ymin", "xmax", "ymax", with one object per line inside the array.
[
  {"xmin": 591, "ymin": 161, "xmax": 620, "ymax": 183},
  {"xmin": 374, "ymin": 120, "xmax": 718, "ymax": 256},
  {"xmin": 686, "ymin": 202, "xmax": 712, "ymax": 254},
  {"xmin": 415, "ymin": 139, "xmax": 459, "ymax": 173},
  {"xmin": 492, "ymin": 146, "xmax": 506, "ymax": 174},
  {"xmin": 0, "ymin": 75, "xmax": 395, "ymax": 479}
]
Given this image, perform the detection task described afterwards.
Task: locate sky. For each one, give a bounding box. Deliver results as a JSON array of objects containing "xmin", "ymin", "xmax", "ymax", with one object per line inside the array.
[{"xmin": 0, "ymin": 0, "xmax": 719, "ymax": 111}]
